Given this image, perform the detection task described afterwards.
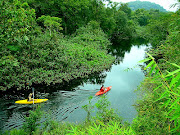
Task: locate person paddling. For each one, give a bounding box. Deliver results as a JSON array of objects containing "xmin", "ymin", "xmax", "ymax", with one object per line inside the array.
[
  {"xmin": 28, "ymin": 93, "xmax": 33, "ymax": 101},
  {"xmin": 100, "ymin": 85, "xmax": 105, "ymax": 92},
  {"xmin": 27, "ymin": 88, "xmax": 36, "ymax": 102}
]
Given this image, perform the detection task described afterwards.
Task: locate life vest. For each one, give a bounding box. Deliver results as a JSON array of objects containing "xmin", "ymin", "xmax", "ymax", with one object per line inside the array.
[{"xmin": 100, "ymin": 87, "xmax": 104, "ymax": 91}]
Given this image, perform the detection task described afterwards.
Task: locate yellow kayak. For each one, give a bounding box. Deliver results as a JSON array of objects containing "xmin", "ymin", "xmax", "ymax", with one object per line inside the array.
[{"xmin": 15, "ymin": 99, "xmax": 48, "ymax": 104}]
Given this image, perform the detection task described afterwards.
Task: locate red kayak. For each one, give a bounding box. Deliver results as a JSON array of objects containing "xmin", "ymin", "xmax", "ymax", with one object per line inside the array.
[{"xmin": 95, "ymin": 86, "xmax": 112, "ymax": 96}]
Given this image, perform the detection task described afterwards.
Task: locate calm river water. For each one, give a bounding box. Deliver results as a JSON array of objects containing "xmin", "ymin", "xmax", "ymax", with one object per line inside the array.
[{"xmin": 0, "ymin": 43, "xmax": 148, "ymax": 132}]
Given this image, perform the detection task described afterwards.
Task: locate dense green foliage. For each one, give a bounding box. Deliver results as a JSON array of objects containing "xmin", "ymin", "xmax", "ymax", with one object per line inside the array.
[
  {"xmin": 0, "ymin": 0, "xmax": 140, "ymax": 91},
  {"xmin": 22, "ymin": 105, "xmax": 43, "ymax": 134},
  {"xmin": 127, "ymin": 1, "xmax": 167, "ymax": 12},
  {"xmin": 132, "ymin": 53, "xmax": 180, "ymax": 134},
  {"xmin": 132, "ymin": 8, "xmax": 175, "ymax": 47},
  {"xmin": 140, "ymin": 12, "xmax": 173, "ymax": 46},
  {"xmin": 131, "ymin": 5, "xmax": 180, "ymax": 134},
  {"xmin": 0, "ymin": 21, "xmax": 114, "ymax": 91},
  {"xmin": 1, "ymin": 0, "xmax": 180, "ymax": 134},
  {"xmin": 25, "ymin": 0, "xmax": 136, "ymax": 39},
  {"xmin": 0, "ymin": 0, "xmax": 177, "ymax": 92},
  {"xmin": 3, "ymin": 0, "xmax": 168, "ymax": 91},
  {"xmin": 0, "ymin": 0, "xmax": 118, "ymax": 91}
]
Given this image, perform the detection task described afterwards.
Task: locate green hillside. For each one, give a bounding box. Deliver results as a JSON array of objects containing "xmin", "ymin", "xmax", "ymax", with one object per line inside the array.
[{"xmin": 128, "ymin": 1, "xmax": 167, "ymax": 12}]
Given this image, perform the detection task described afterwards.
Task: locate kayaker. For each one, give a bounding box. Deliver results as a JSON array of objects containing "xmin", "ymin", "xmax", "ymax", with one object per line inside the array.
[
  {"xmin": 28, "ymin": 93, "xmax": 34, "ymax": 101},
  {"xmin": 100, "ymin": 85, "xmax": 105, "ymax": 92}
]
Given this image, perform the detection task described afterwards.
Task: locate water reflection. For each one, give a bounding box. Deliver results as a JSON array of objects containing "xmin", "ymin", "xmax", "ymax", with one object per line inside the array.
[
  {"xmin": 132, "ymin": 38, "xmax": 149, "ymax": 46},
  {"xmin": 108, "ymin": 40, "xmax": 132, "ymax": 65},
  {"xmin": 33, "ymin": 71, "xmax": 108, "ymax": 93},
  {"xmin": 108, "ymin": 39, "xmax": 149, "ymax": 65}
]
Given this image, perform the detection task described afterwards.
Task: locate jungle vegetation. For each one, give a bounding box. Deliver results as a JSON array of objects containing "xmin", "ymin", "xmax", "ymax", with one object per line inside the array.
[
  {"xmin": 1, "ymin": 0, "xmax": 176, "ymax": 92},
  {"xmin": 1, "ymin": 0, "xmax": 180, "ymax": 134},
  {"xmin": 0, "ymin": 0, "xmax": 138, "ymax": 91}
]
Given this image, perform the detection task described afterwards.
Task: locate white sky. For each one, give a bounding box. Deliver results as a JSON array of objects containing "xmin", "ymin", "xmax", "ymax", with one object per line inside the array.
[{"xmin": 111, "ymin": 0, "xmax": 178, "ymax": 12}]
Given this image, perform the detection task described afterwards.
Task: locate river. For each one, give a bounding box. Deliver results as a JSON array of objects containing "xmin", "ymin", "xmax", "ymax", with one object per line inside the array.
[{"xmin": 0, "ymin": 43, "xmax": 148, "ymax": 132}]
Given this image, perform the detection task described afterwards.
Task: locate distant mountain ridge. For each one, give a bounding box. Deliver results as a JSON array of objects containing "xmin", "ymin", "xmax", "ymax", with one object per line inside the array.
[{"xmin": 127, "ymin": 1, "xmax": 167, "ymax": 12}]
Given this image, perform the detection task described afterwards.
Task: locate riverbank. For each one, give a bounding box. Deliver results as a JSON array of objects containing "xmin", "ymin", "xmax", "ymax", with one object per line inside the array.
[{"xmin": 130, "ymin": 10, "xmax": 180, "ymax": 134}]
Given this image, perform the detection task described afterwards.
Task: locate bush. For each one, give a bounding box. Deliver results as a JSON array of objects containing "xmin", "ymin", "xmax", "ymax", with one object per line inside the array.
[{"xmin": 22, "ymin": 105, "xmax": 44, "ymax": 134}]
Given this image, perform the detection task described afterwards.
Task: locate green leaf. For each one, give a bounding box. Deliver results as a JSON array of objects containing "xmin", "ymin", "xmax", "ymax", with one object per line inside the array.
[
  {"xmin": 168, "ymin": 62, "xmax": 180, "ymax": 68},
  {"xmin": 153, "ymin": 84, "xmax": 163, "ymax": 91},
  {"xmin": 154, "ymin": 91, "xmax": 168, "ymax": 102},
  {"xmin": 7, "ymin": 45, "xmax": 20, "ymax": 51},
  {"xmin": 165, "ymin": 98, "xmax": 171, "ymax": 108},
  {"xmin": 154, "ymin": 68, "xmax": 160, "ymax": 76},
  {"xmin": 165, "ymin": 75, "xmax": 173, "ymax": 81},
  {"xmin": 144, "ymin": 60, "xmax": 155, "ymax": 70},
  {"xmin": 169, "ymin": 98, "xmax": 180, "ymax": 109},
  {"xmin": 170, "ymin": 115, "xmax": 179, "ymax": 121},
  {"xmin": 13, "ymin": 63, "xmax": 19, "ymax": 67},
  {"xmin": 160, "ymin": 98, "xmax": 171, "ymax": 108},
  {"xmin": 166, "ymin": 69, "xmax": 180, "ymax": 77},
  {"xmin": 149, "ymin": 63, "xmax": 157, "ymax": 76},
  {"xmin": 2, "ymin": 61, "xmax": 6, "ymax": 65},
  {"xmin": 171, "ymin": 126, "xmax": 180, "ymax": 132},
  {"xmin": 24, "ymin": 36, "xmax": 29, "ymax": 41},
  {"xmin": 167, "ymin": 107, "xmax": 175, "ymax": 115},
  {"xmin": 138, "ymin": 57, "xmax": 151, "ymax": 63},
  {"xmin": 168, "ymin": 90, "xmax": 180, "ymax": 97},
  {"xmin": 145, "ymin": 52, "xmax": 155, "ymax": 60},
  {"xmin": 170, "ymin": 73, "xmax": 180, "ymax": 88},
  {"xmin": 151, "ymin": 75, "xmax": 161, "ymax": 83},
  {"xmin": 175, "ymin": 79, "xmax": 180, "ymax": 89}
]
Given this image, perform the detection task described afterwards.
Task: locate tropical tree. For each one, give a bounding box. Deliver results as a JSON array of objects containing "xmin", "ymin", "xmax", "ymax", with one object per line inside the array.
[
  {"xmin": 37, "ymin": 15, "xmax": 63, "ymax": 36},
  {"xmin": 0, "ymin": 0, "xmax": 37, "ymax": 54},
  {"xmin": 118, "ymin": 3, "xmax": 132, "ymax": 18}
]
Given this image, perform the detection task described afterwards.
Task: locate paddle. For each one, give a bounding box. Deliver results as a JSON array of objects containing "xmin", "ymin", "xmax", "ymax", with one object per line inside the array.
[{"xmin": 32, "ymin": 87, "xmax": 34, "ymax": 104}]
